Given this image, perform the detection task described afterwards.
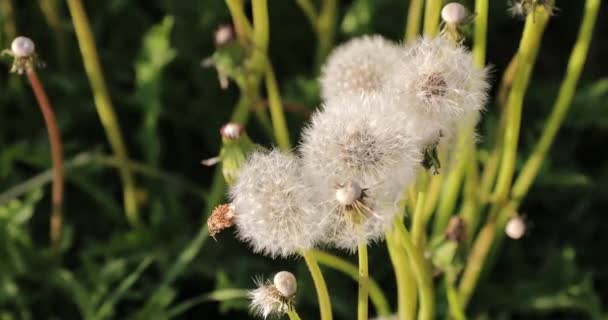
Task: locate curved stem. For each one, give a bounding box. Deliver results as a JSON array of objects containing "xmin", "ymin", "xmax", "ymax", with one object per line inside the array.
[
  {"xmin": 26, "ymin": 69, "xmax": 64, "ymax": 251},
  {"xmin": 405, "ymin": 0, "xmax": 424, "ymax": 42},
  {"xmin": 357, "ymin": 241, "xmax": 369, "ymax": 320},
  {"xmin": 288, "ymin": 309, "xmax": 303, "ymax": 320},
  {"xmin": 265, "ymin": 65, "xmax": 291, "ymax": 150},
  {"xmin": 393, "ymin": 218, "xmax": 434, "ymax": 320},
  {"xmin": 423, "ymin": 0, "xmax": 442, "ymax": 37},
  {"xmin": 411, "ymin": 192, "xmax": 427, "ymax": 246},
  {"xmin": 445, "ymin": 275, "xmax": 466, "ymax": 320},
  {"xmin": 302, "ymin": 250, "xmax": 333, "ymax": 320},
  {"xmin": 309, "ymin": 250, "xmax": 390, "ymax": 316},
  {"xmin": 386, "ymin": 231, "xmax": 416, "ymax": 319},
  {"xmin": 66, "ymin": 0, "xmax": 139, "ymax": 226},
  {"xmin": 225, "ymin": 0, "xmax": 253, "ymax": 42}
]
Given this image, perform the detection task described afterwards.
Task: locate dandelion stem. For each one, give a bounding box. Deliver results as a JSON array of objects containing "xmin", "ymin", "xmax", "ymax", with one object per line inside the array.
[
  {"xmin": 310, "ymin": 250, "xmax": 391, "ymax": 316},
  {"xmin": 386, "ymin": 230, "xmax": 416, "ymax": 319},
  {"xmin": 423, "ymin": 0, "xmax": 442, "ymax": 37},
  {"xmin": 26, "ymin": 69, "xmax": 64, "ymax": 252},
  {"xmin": 288, "ymin": 309, "xmax": 303, "ymax": 320},
  {"xmin": 411, "ymin": 192, "xmax": 427, "ymax": 246},
  {"xmin": 393, "ymin": 218, "xmax": 434, "ymax": 320},
  {"xmin": 265, "ymin": 65, "xmax": 291, "ymax": 150},
  {"xmin": 66, "ymin": 0, "xmax": 140, "ymax": 226},
  {"xmin": 473, "ymin": 0, "xmax": 489, "ymax": 68},
  {"xmin": 357, "ymin": 240, "xmax": 369, "ymax": 320},
  {"xmin": 0, "ymin": 0, "xmax": 17, "ymax": 40},
  {"xmin": 251, "ymin": 0, "xmax": 269, "ymax": 71},
  {"xmin": 315, "ymin": 0, "xmax": 338, "ymax": 68},
  {"xmin": 445, "ymin": 274, "xmax": 466, "ymax": 320},
  {"xmin": 405, "ymin": 0, "xmax": 424, "ymax": 42},
  {"xmin": 225, "ymin": 0, "xmax": 253, "ymax": 43},
  {"xmin": 302, "ymin": 250, "xmax": 333, "ymax": 320}
]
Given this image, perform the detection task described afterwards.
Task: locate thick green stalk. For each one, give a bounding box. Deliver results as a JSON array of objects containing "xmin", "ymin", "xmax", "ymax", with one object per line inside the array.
[
  {"xmin": 473, "ymin": 0, "xmax": 489, "ymax": 68},
  {"xmin": 411, "ymin": 192, "xmax": 427, "ymax": 246},
  {"xmin": 492, "ymin": 6, "xmax": 551, "ymax": 203},
  {"xmin": 315, "ymin": 0, "xmax": 338, "ymax": 67},
  {"xmin": 405, "ymin": 0, "xmax": 424, "ymax": 42},
  {"xmin": 66, "ymin": 0, "xmax": 140, "ymax": 226},
  {"xmin": 423, "ymin": 0, "xmax": 442, "ymax": 37},
  {"xmin": 512, "ymin": 0, "xmax": 600, "ymax": 201},
  {"xmin": 265, "ymin": 65, "xmax": 291, "ymax": 150},
  {"xmin": 225, "ymin": 0, "xmax": 253, "ymax": 42},
  {"xmin": 310, "ymin": 250, "xmax": 390, "ymax": 316},
  {"xmin": 393, "ymin": 218, "xmax": 434, "ymax": 320},
  {"xmin": 302, "ymin": 250, "xmax": 333, "ymax": 320},
  {"xmin": 386, "ymin": 231, "xmax": 416, "ymax": 319},
  {"xmin": 445, "ymin": 275, "xmax": 466, "ymax": 320},
  {"xmin": 251, "ymin": 0, "xmax": 269, "ymax": 71},
  {"xmin": 288, "ymin": 309, "xmax": 303, "ymax": 320},
  {"xmin": 357, "ymin": 241, "xmax": 369, "ymax": 320}
]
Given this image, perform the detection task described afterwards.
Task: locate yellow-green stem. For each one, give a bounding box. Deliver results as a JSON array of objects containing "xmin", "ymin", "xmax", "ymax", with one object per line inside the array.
[
  {"xmin": 473, "ymin": 0, "xmax": 489, "ymax": 68},
  {"xmin": 423, "ymin": 0, "xmax": 442, "ymax": 37},
  {"xmin": 295, "ymin": 0, "xmax": 317, "ymax": 30},
  {"xmin": 512, "ymin": 0, "xmax": 600, "ymax": 201},
  {"xmin": 411, "ymin": 192, "xmax": 427, "ymax": 246},
  {"xmin": 225, "ymin": 0, "xmax": 253, "ymax": 43},
  {"xmin": 310, "ymin": 250, "xmax": 390, "ymax": 316},
  {"xmin": 0, "ymin": 0, "xmax": 17, "ymax": 40},
  {"xmin": 66, "ymin": 0, "xmax": 140, "ymax": 226},
  {"xmin": 251, "ymin": 0, "xmax": 269, "ymax": 71},
  {"xmin": 302, "ymin": 250, "xmax": 333, "ymax": 320},
  {"xmin": 357, "ymin": 241, "xmax": 369, "ymax": 320},
  {"xmin": 386, "ymin": 231, "xmax": 417, "ymax": 319},
  {"xmin": 288, "ymin": 309, "xmax": 303, "ymax": 320},
  {"xmin": 393, "ymin": 218, "xmax": 434, "ymax": 320},
  {"xmin": 315, "ymin": 0, "xmax": 338, "ymax": 68},
  {"xmin": 265, "ymin": 65, "xmax": 291, "ymax": 150},
  {"xmin": 492, "ymin": 5, "xmax": 551, "ymax": 203},
  {"xmin": 405, "ymin": 0, "xmax": 424, "ymax": 42},
  {"xmin": 40, "ymin": 0, "xmax": 67, "ymax": 67},
  {"xmin": 445, "ymin": 275, "xmax": 466, "ymax": 320}
]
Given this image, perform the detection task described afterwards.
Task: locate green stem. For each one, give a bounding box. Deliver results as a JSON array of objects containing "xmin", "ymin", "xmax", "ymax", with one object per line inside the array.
[
  {"xmin": 310, "ymin": 250, "xmax": 390, "ymax": 316},
  {"xmin": 315, "ymin": 0, "xmax": 338, "ymax": 68},
  {"xmin": 0, "ymin": 0, "xmax": 17, "ymax": 40},
  {"xmin": 512, "ymin": 0, "xmax": 600, "ymax": 202},
  {"xmin": 265, "ymin": 65, "xmax": 291, "ymax": 150},
  {"xmin": 473, "ymin": 0, "xmax": 489, "ymax": 68},
  {"xmin": 405, "ymin": 0, "xmax": 424, "ymax": 42},
  {"xmin": 445, "ymin": 275, "xmax": 466, "ymax": 320},
  {"xmin": 411, "ymin": 192, "xmax": 427, "ymax": 246},
  {"xmin": 492, "ymin": 5, "xmax": 551, "ymax": 203},
  {"xmin": 357, "ymin": 241, "xmax": 369, "ymax": 320},
  {"xmin": 225, "ymin": 0, "xmax": 253, "ymax": 43},
  {"xmin": 386, "ymin": 231, "xmax": 416, "ymax": 319},
  {"xmin": 66, "ymin": 0, "xmax": 140, "ymax": 226},
  {"xmin": 393, "ymin": 218, "xmax": 434, "ymax": 320},
  {"xmin": 288, "ymin": 309, "xmax": 303, "ymax": 320},
  {"xmin": 302, "ymin": 250, "xmax": 333, "ymax": 320},
  {"xmin": 295, "ymin": 0, "xmax": 318, "ymax": 31},
  {"xmin": 423, "ymin": 0, "xmax": 442, "ymax": 38},
  {"xmin": 40, "ymin": 0, "xmax": 68, "ymax": 67},
  {"xmin": 251, "ymin": 0, "xmax": 269, "ymax": 71}
]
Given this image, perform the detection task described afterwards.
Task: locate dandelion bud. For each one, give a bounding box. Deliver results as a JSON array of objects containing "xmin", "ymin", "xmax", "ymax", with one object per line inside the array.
[
  {"xmin": 230, "ymin": 150, "xmax": 324, "ymax": 258},
  {"xmin": 11, "ymin": 36, "xmax": 35, "ymax": 58},
  {"xmin": 335, "ymin": 180, "xmax": 363, "ymax": 206},
  {"xmin": 217, "ymin": 123, "xmax": 255, "ymax": 185},
  {"xmin": 220, "ymin": 122, "xmax": 244, "ymax": 141},
  {"xmin": 214, "ymin": 24, "xmax": 234, "ymax": 46},
  {"xmin": 445, "ymin": 216, "xmax": 466, "ymax": 243},
  {"xmin": 441, "ymin": 3, "xmax": 467, "ymax": 25},
  {"xmin": 505, "ymin": 216, "xmax": 526, "ymax": 239},
  {"xmin": 207, "ymin": 203, "xmax": 235, "ymax": 239},
  {"xmin": 273, "ymin": 271, "xmax": 297, "ymax": 298},
  {"xmin": 320, "ymin": 35, "xmax": 401, "ymax": 99}
]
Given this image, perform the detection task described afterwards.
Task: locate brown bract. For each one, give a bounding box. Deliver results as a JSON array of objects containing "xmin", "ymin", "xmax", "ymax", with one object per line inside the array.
[
  {"xmin": 445, "ymin": 215, "xmax": 466, "ymax": 243},
  {"xmin": 207, "ymin": 203, "xmax": 235, "ymax": 240}
]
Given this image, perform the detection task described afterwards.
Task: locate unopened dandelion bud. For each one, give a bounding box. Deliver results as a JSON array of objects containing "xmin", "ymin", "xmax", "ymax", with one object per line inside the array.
[
  {"xmin": 505, "ymin": 216, "xmax": 526, "ymax": 239},
  {"xmin": 441, "ymin": 3, "xmax": 467, "ymax": 25},
  {"xmin": 445, "ymin": 216, "xmax": 466, "ymax": 243},
  {"xmin": 218, "ymin": 123, "xmax": 255, "ymax": 184},
  {"xmin": 273, "ymin": 271, "xmax": 297, "ymax": 298},
  {"xmin": 11, "ymin": 36, "xmax": 35, "ymax": 58},
  {"xmin": 207, "ymin": 203, "xmax": 235, "ymax": 240},
  {"xmin": 220, "ymin": 122, "xmax": 244, "ymax": 141},
  {"xmin": 214, "ymin": 24, "xmax": 234, "ymax": 47}
]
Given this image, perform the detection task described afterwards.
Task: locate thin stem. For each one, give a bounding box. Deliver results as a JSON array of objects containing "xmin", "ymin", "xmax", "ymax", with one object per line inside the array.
[
  {"xmin": 309, "ymin": 250, "xmax": 390, "ymax": 316},
  {"xmin": 225, "ymin": 0, "xmax": 253, "ymax": 43},
  {"xmin": 411, "ymin": 192, "xmax": 427, "ymax": 246},
  {"xmin": 512, "ymin": 0, "xmax": 600, "ymax": 201},
  {"xmin": 66, "ymin": 0, "xmax": 140, "ymax": 226},
  {"xmin": 315, "ymin": 0, "xmax": 338, "ymax": 68},
  {"xmin": 265, "ymin": 65, "xmax": 291, "ymax": 150},
  {"xmin": 26, "ymin": 69, "xmax": 64, "ymax": 251},
  {"xmin": 302, "ymin": 250, "xmax": 333, "ymax": 320},
  {"xmin": 40, "ymin": 0, "xmax": 68, "ymax": 67},
  {"xmin": 405, "ymin": 0, "xmax": 424, "ymax": 42},
  {"xmin": 357, "ymin": 241, "xmax": 369, "ymax": 320},
  {"xmin": 473, "ymin": 0, "xmax": 489, "ymax": 68},
  {"xmin": 386, "ymin": 231, "xmax": 416, "ymax": 319},
  {"xmin": 423, "ymin": 0, "xmax": 442, "ymax": 38},
  {"xmin": 492, "ymin": 5, "xmax": 551, "ymax": 203},
  {"xmin": 288, "ymin": 309, "xmax": 303, "ymax": 320},
  {"xmin": 445, "ymin": 275, "xmax": 466, "ymax": 320},
  {"xmin": 0, "ymin": 0, "xmax": 17, "ymax": 40},
  {"xmin": 251, "ymin": 0, "xmax": 269, "ymax": 71},
  {"xmin": 168, "ymin": 289, "xmax": 248, "ymax": 318},
  {"xmin": 393, "ymin": 218, "xmax": 434, "ymax": 320},
  {"xmin": 295, "ymin": 0, "xmax": 318, "ymax": 31}
]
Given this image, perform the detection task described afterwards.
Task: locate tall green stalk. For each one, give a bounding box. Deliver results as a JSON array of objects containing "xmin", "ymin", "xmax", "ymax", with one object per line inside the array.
[
  {"xmin": 405, "ymin": 0, "xmax": 424, "ymax": 42},
  {"xmin": 66, "ymin": 0, "xmax": 140, "ymax": 226},
  {"xmin": 302, "ymin": 250, "xmax": 334, "ymax": 320},
  {"xmin": 423, "ymin": 0, "xmax": 442, "ymax": 37},
  {"xmin": 357, "ymin": 240, "xmax": 369, "ymax": 320}
]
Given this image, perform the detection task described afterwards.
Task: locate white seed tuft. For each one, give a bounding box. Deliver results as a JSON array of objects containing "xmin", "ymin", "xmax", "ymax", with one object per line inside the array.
[
  {"xmin": 11, "ymin": 36, "xmax": 35, "ymax": 58},
  {"xmin": 249, "ymin": 277, "xmax": 291, "ymax": 319},
  {"xmin": 230, "ymin": 150, "xmax": 324, "ymax": 258},
  {"xmin": 441, "ymin": 3, "xmax": 467, "ymax": 25},
  {"xmin": 273, "ymin": 271, "xmax": 297, "ymax": 298},
  {"xmin": 320, "ymin": 35, "xmax": 401, "ymax": 100}
]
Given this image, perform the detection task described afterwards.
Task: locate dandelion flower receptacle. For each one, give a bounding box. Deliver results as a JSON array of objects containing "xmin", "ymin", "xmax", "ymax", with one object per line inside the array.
[
  {"xmin": 249, "ymin": 271, "xmax": 298, "ymax": 319},
  {"xmin": 230, "ymin": 150, "xmax": 324, "ymax": 258}
]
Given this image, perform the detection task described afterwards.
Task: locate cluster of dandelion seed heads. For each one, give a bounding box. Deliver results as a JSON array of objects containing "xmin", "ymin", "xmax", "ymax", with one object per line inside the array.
[
  {"xmin": 230, "ymin": 150, "xmax": 324, "ymax": 258},
  {"xmin": 249, "ymin": 271, "xmax": 297, "ymax": 319},
  {"xmin": 320, "ymin": 35, "xmax": 401, "ymax": 100}
]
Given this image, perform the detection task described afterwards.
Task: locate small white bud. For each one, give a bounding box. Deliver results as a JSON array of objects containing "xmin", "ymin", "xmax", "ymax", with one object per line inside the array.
[
  {"xmin": 214, "ymin": 24, "xmax": 234, "ymax": 46},
  {"xmin": 11, "ymin": 36, "xmax": 35, "ymax": 58},
  {"xmin": 220, "ymin": 122, "xmax": 243, "ymax": 140},
  {"xmin": 441, "ymin": 3, "xmax": 467, "ymax": 25},
  {"xmin": 505, "ymin": 216, "xmax": 526, "ymax": 239},
  {"xmin": 273, "ymin": 271, "xmax": 297, "ymax": 298},
  {"xmin": 335, "ymin": 181, "xmax": 363, "ymax": 206}
]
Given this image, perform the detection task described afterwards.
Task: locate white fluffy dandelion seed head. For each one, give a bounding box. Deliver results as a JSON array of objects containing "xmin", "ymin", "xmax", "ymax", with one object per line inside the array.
[
  {"xmin": 11, "ymin": 36, "xmax": 35, "ymax": 58},
  {"xmin": 390, "ymin": 37, "xmax": 489, "ymax": 136},
  {"xmin": 320, "ymin": 35, "xmax": 401, "ymax": 100},
  {"xmin": 441, "ymin": 3, "xmax": 467, "ymax": 24},
  {"xmin": 505, "ymin": 216, "xmax": 526, "ymax": 239},
  {"xmin": 300, "ymin": 94, "xmax": 421, "ymax": 251},
  {"xmin": 273, "ymin": 271, "xmax": 297, "ymax": 298},
  {"xmin": 230, "ymin": 150, "xmax": 323, "ymax": 258},
  {"xmin": 249, "ymin": 278, "xmax": 291, "ymax": 319}
]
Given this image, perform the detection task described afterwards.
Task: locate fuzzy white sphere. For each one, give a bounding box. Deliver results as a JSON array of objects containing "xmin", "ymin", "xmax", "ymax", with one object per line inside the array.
[
  {"xmin": 505, "ymin": 216, "xmax": 526, "ymax": 239},
  {"xmin": 389, "ymin": 37, "xmax": 489, "ymax": 146},
  {"xmin": 249, "ymin": 281, "xmax": 290, "ymax": 318},
  {"xmin": 441, "ymin": 3, "xmax": 467, "ymax": 24},
  {"xmin": 11, "ymin": 36, "xmax": 35, "ymax": 58},
  {"xmin": 230, "ymin": 150, "xmax": 323, "ymax": 258},
  {"xmin": 273, "ymin": 271, "xmax": 297, "ymax": 298},
  {"xmin": 320, "ymin": 35, "xmax": 401, "ymax": 100},
  {"xmin": 300, "ymin": 94, "xmax": 421, "ymax": 251}
]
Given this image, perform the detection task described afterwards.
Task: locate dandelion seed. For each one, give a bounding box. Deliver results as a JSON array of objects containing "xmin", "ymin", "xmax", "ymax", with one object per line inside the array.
[
  {"xmin": 319, "ymin": 35, "xmax": 401, "ymax": 100},
  {"xmin": 249, "ymin": 271, "xmax": 297, "ymax": 319},
  {"xmin": 230, "ymin": 150, "xmax": 324, "ymax": 258}
]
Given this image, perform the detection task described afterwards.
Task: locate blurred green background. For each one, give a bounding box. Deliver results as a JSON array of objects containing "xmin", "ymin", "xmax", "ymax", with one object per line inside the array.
[{"xmin": 0, "ymin": 0, "xmax": 607, "ymax": 319}]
